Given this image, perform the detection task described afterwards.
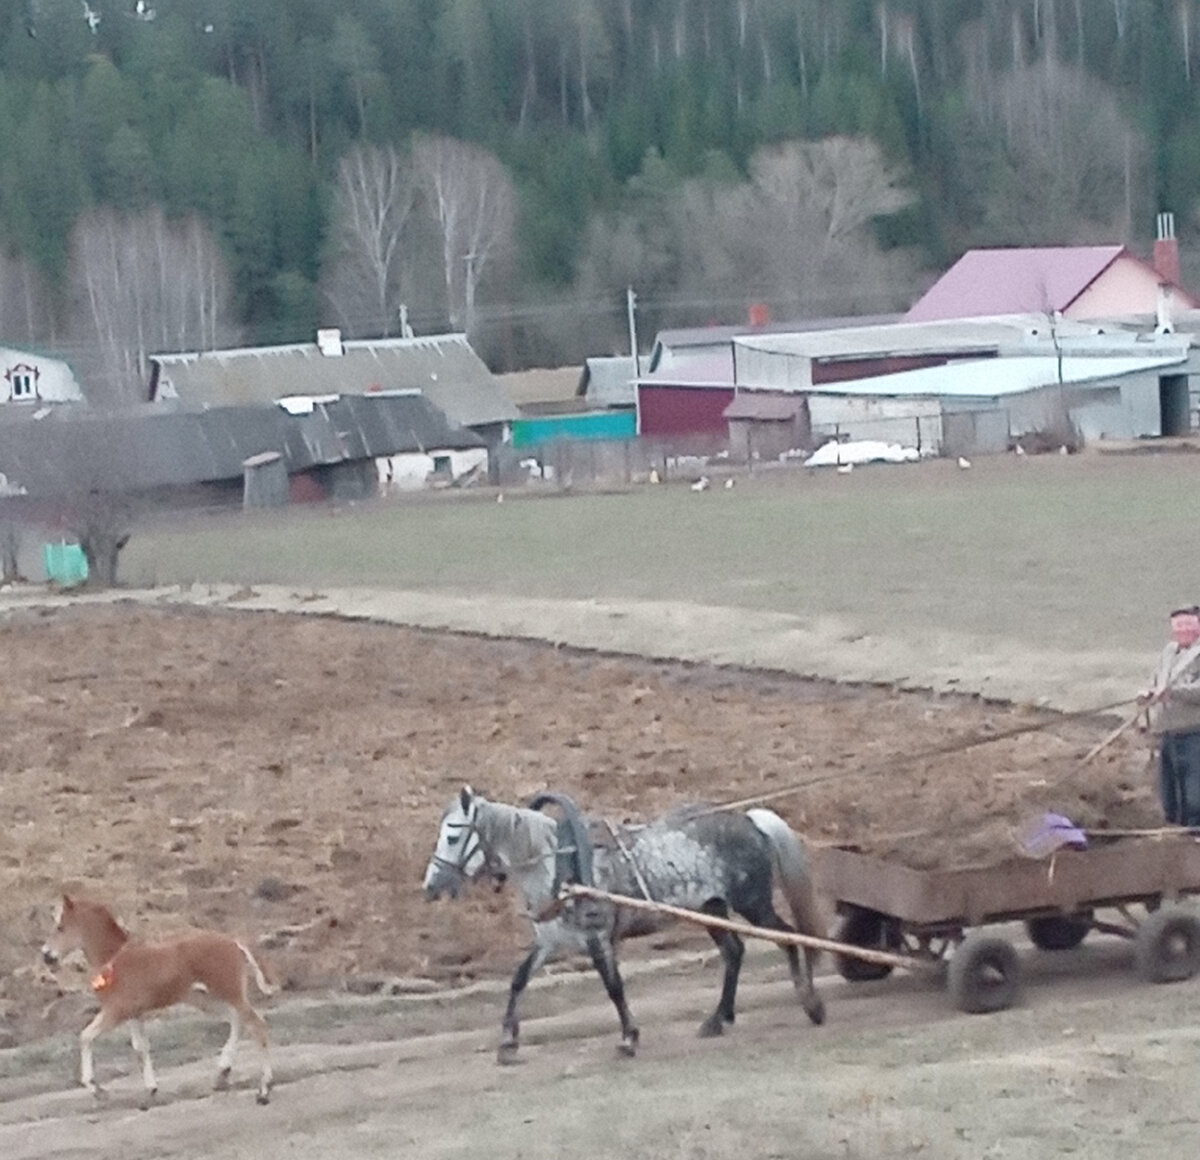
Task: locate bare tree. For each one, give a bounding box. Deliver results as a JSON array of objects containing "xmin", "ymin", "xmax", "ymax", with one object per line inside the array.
[
  {"xmin": 966, "ymin": 59, "xmax": 1148, "ymax": 243},
  {"xmin": 749, "ymin": 137, "xmax": 915, "ymax": 247},
  {"xmin": 67, "ymin": 207, "xmax": 237, "ymax": 405},
  {"xmin": 576, "ymin": 134, "xmax": 918, "ymax": 336},
  {"xmin": 323, "ymin": 144, "xmax": 420, "ymax": 337},
  {"xmin": 412, "ymin": 134, "xmax": 517, "ymax": 335},
  {"xmin": 0, "ymin": 250, "xmax": 58, "ymax": 346}
]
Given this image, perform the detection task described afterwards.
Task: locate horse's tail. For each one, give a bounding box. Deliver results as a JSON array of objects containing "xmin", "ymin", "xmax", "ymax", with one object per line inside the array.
[
  {"xmin": 236, "ymin": 941, "xmax": 279, "ymax": 997},
  {"xmin": 745, "ymin": 808, "xmax": 826, "ymax": 941}
]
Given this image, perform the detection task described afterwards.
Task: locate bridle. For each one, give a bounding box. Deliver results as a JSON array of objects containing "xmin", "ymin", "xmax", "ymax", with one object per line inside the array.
[{"xmin": 431, "ymin": 814, "xmax": 508, "ymax": 889}]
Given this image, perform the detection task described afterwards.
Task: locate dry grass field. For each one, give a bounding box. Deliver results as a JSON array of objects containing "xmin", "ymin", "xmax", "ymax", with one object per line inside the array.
[{"xmin": 4, "ymin": 448, "xmax": 1200, "ymax": 1159}]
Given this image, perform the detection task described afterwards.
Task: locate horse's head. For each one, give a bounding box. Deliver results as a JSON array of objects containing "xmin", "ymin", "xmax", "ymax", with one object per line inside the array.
[
  {"xmin": 41, "ymin": 894, "xmax": 82, "ymax": 965},
  {"xmin": 423, "ymin": 786, "xmax": 492, "ymax": 901}
]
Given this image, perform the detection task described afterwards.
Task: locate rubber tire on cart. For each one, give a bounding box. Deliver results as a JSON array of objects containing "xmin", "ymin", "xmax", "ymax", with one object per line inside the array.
[
  {"xmin": 1134, "ymin": 906, "xmax": 1200, "ymax": 983},
  {"xmin": 948, "ymin": 932, "xmax": 1021, "ymax": 1014},
  {"xmin": 833, "ymin": 908, "xmax": 898, "ymax": 983},
  {"xmin": 1025, "ymin": 911, "xmax": 1092, "ymax": 951}
]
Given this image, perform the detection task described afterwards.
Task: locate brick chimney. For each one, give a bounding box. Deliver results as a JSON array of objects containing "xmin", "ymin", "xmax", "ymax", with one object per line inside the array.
[
  {"xmin": 1154, "ymin": 211, "xmax": 1181, "ymax": 287},
  {"xmin": 747, "ymin": 302, "xmax": 770, "ymax": 327}
]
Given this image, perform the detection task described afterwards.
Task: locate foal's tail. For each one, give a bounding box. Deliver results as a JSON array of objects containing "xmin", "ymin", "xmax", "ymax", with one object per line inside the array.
[
  {"xmin": 236, "ymin": 941, "xmax": 279, "ymax": 997},
  {"xmin": 745, "ymin": 808, "xmax": 826, "ymax": 941}
]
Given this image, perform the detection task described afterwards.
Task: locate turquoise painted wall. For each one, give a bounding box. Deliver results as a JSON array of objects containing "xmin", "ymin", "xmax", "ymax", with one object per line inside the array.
[{"xmin": 512, "ymin": 410, "xmax": 637, "ymax": 449}]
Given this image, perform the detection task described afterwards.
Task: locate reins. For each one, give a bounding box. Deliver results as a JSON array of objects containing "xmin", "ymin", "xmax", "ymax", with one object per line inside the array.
[{"xmin": 691, "ymin": 694, "xmax": 1137, "ymax": 818}]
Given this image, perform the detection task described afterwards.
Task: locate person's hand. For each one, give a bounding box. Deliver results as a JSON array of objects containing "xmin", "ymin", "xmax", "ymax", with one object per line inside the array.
[{"xmin": 1137, "ymin": 689, "xmax": 1156, "ymax": 706}]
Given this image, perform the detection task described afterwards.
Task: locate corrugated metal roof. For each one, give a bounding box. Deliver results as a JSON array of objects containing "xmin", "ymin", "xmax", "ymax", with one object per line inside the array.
[
  {"xmin": 640, "ymin": 351, "xmax": 734, "ymax": 386},
  {"xmin": 724, "ymin": 393, "xmax": 804, "ymax": 420},
  {"xmin": 654, "ymin": 313, "xmax": 902, "ymax": 350},
  {"xmin": 734, "ymin": 314, "xmax": 1120, "ymax": 361},
  {"xmin": 583, "ymin": 356, "xmax": 638, "ymax": 406},
  {"xmin": 150, "ymin": 333, "xmax": 518, "ymax": 428},
  {"xmin": 495, "ymin": 366, "xmax": 582, "ymax": 406},
  {"xmin": 0, "ymin": 394, "xmax": 482, "ymax": 497},
  {"xmin": 905, "ymin": 246, "xmax": 1126, "ymax": 322},
  {"xmin": 804, "ymin": 352, "xmax": 1187, "ymax": 399}
]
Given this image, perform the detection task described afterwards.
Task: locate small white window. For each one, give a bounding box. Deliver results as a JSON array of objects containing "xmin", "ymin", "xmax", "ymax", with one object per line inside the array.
[{"xmin": 6, "ymin": 363, "xmax": 39, "ymax": 402}]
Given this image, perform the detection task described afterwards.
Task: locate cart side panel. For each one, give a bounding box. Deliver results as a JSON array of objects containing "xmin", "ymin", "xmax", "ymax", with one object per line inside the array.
[{"xmin": 813, "ymin": 841, "xmax": 1200, "ymax": 928}]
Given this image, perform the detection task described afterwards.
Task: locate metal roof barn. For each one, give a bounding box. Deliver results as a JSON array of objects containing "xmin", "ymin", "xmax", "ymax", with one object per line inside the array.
[{"xmin": 149, "ymin": 333, "xmax": 517, "ymax": 432}]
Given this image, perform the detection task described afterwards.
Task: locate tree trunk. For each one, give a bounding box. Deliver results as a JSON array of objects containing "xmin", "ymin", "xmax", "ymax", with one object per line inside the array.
[{"xmin": 81, "ymin": 530, "xmax": 129, "ymax": 590}]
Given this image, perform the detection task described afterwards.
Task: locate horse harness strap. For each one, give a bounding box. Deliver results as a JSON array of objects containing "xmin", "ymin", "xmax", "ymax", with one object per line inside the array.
[{"xmin": 527, "ymin": 792, "xmax": 595, "ymax": 893}]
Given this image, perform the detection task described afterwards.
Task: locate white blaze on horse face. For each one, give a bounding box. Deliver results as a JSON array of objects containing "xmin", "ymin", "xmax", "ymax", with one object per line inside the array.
[{"xmin": 423, "ymin": 798, "xmax": 487, "ymax": 900}]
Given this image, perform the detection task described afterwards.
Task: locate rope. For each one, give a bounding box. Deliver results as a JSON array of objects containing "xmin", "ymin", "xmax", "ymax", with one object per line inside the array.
[{"xmin": 697, "ymin": 694, "xmax": 1136, "ymax": 818}]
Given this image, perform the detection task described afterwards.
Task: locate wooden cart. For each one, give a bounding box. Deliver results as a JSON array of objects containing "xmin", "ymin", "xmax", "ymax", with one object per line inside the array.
[{"xmin": 811, "ymin": 838, "xmax": 1200, "ymax": 1013}]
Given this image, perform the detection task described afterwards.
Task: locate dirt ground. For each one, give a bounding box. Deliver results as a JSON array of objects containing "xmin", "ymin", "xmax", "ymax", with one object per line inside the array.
[{"xmin": 0, "ymin": 597, "xmax": 1190, "ymax": 1159}]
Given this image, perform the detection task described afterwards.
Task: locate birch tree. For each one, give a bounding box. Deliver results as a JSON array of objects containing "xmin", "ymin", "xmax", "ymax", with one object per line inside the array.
[
  {"xmin": 67, "ymin": 206, "xmax": 236, "ymax": 405},
  {"xmin": 323, "ymin": 143, "xmax": 419, "ymax": 337},
  {"xmin": 412, "ymin": 134, "xmax": 516, "ymax": 335}
]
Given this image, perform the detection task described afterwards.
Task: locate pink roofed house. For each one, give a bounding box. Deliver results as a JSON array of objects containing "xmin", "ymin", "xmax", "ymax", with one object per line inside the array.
[{"xmin": 907, "ymin": 214, "xmax": 1198, "ymax": 324}]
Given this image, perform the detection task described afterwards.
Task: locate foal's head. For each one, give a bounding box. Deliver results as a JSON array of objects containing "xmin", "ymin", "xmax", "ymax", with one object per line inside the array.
[
  {"xmin": 423, "ymin": 786, "xmax": 492, "ymax": 901},
  {"xmin": 41, "ymin": 894, "xmax": 124, "ymax": 966}
]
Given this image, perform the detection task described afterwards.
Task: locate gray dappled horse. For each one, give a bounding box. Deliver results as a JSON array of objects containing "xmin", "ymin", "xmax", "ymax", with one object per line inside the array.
[{"xmin": 422, "ymin": 786, "xmax": 826, "ymax": 1062}]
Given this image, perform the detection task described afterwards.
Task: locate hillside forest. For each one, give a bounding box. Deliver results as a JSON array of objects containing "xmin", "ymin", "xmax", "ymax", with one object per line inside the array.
[{"xmin": 1, "ymin": 0, "xmax": 1198, "ymax": 401}]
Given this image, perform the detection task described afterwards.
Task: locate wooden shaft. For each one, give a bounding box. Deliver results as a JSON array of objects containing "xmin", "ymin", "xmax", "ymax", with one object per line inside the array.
[
  {"xmin": 1080, "ymin": 709, "xmax": 1144, "ymax": 765},
  {"xmin": 563, "ymin": 884, "xmax": 922, "ymax": 971}
]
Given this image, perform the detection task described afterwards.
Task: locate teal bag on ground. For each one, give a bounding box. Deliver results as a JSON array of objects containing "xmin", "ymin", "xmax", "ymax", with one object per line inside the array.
[{"xmin": 43, "ymin": 542, "xmax": 89, "ymax": 587}]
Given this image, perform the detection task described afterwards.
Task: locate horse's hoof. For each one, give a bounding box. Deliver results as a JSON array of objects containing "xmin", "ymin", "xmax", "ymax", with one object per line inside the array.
[
  {"xmin": 138, "ymin": 1091, "xmax": 156, "ymax": 1112},
  {"xmin": 698, "ymin": 1018, "xmax": 724, "ymax": 1038},
  {"xmin": 214, "ymin": 1069, "xmax": 231, "ymax": 1092},
  {"xmin": 256, "ymin": 1091, "xmax": 271, "ymax": 1106},
  {"xmin": 496, "ymin": 1042, "xmax": 521, "ymax": 1066},
  {"xmin": 616, "ymin": 1031, "xmax": 639, "ymax": 1058},
  {"xmin": 805, "ymin": 997, "xmax": 826, "ymax": 1026}
]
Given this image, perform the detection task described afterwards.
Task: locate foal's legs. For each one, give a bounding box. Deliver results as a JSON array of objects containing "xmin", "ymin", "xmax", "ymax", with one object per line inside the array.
[
  {"xmin": 239, "ymin": 1004, "xmax": 273, "ymax": 1105},
  {"xmin": 79, "ymin": 1007, "xmax": 121, "ymax": 1096},
  {"xmin": 129, "ymin": 1020, "xmax": 157, "ymax": 1104},
  {"xmin": 498, "ymin": 943, "xmax": 549, "ymax": 1064},
  {"xmin": 213, "ymin": 1004, "xmax": 240, "ymax": 1090},
  {"xmin": 584, "ymin": 934, "xmax": 639, "ymax": 1057},
  {"xmin": 698, "ymin": 899, "xmax": 744, "ymax": 1038},
  {"xmin": 188, "ymin": 988, "xmax": 272, "ymax": 1102}
]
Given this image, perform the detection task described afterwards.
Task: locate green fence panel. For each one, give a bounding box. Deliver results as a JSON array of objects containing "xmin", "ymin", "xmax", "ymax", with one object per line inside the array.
[
  {"xmin": 511, "ymin": 410, "xmax": 636, "ymax": 449},
  {"xmin": 43, "ymin": 542, "xmax": 89, "ymax": 587}
]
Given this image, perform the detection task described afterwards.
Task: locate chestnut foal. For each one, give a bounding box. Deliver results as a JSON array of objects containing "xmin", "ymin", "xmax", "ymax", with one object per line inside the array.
[{"xmin": 42, "ymin": 894, "xmax": 277, "ymax": 1105}]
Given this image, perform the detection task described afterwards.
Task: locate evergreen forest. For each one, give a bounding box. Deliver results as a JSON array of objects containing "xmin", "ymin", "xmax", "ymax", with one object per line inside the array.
[{"xmin": 1, "ymin": 0, "xmax": 1197, "ymax": 399}]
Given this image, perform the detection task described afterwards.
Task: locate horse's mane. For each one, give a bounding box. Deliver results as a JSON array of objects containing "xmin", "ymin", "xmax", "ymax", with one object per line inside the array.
[{"xmin": 474, "ymin": 799, "xmax": 558, "ymax": 866}]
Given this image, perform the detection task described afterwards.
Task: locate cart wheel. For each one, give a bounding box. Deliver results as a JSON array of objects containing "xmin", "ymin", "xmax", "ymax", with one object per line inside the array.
[
  {"xmin": 1026, "ymin": 911, "xmax": 1092, "ymax": 952},
  {"xmin": 948, "ymin": 932, "xmax": 1020, "ymax": 1014},
  {"xmin": 834, "ymin": 908, "xmax": 898, "ymax": 983},
  {"xmin": 1134, "ymin": 906, "xmax": 1200, "ymax": 983}
]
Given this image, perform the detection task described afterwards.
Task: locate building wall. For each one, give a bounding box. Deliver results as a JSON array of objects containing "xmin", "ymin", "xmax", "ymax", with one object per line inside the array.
[
  {"xmin": 727, "ymin": 418, "xmax": 809, "ymax": 461},
  {"xmin": 1003, "ymin": 377, "xmax": 1160, "ymax": 441},
  {"xmin": 376, "ymin": 447, "xmax": 489, "ymax": 491},
  {"xmin": 808, "ymin": 394, "xmax": 944, "ymax": 453},
  {"xmin": 1067, "ymin": 256, "xmax": 1172, "ymax": 319},
  {"xmin": 735, "ymin": 345, "xmax": 812, "ymax": 390},
  {"xmin": 0, "ymin": 347, "xmax": 84, "ymax": 403},
  {"xmin": 637, "ymin": 385, "xmax": 734, "ymax": 437}
]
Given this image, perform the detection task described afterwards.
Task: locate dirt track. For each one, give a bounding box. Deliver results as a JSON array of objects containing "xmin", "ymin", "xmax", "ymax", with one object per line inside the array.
[{"xmin": 0, "ymin": 593, "xmax": 1192, "ymax": 1158}]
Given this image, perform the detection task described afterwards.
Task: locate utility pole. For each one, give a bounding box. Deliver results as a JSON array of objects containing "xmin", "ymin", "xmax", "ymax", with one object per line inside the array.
[{"xmin": 626, "ymin": 286, "xmax": 640, "ymax": 377}]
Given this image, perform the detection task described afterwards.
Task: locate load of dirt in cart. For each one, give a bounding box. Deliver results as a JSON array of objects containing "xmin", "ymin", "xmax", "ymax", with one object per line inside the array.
[{"xmin": 790, "ymin": 724, "xmax": 1166, "ymax": 871}]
